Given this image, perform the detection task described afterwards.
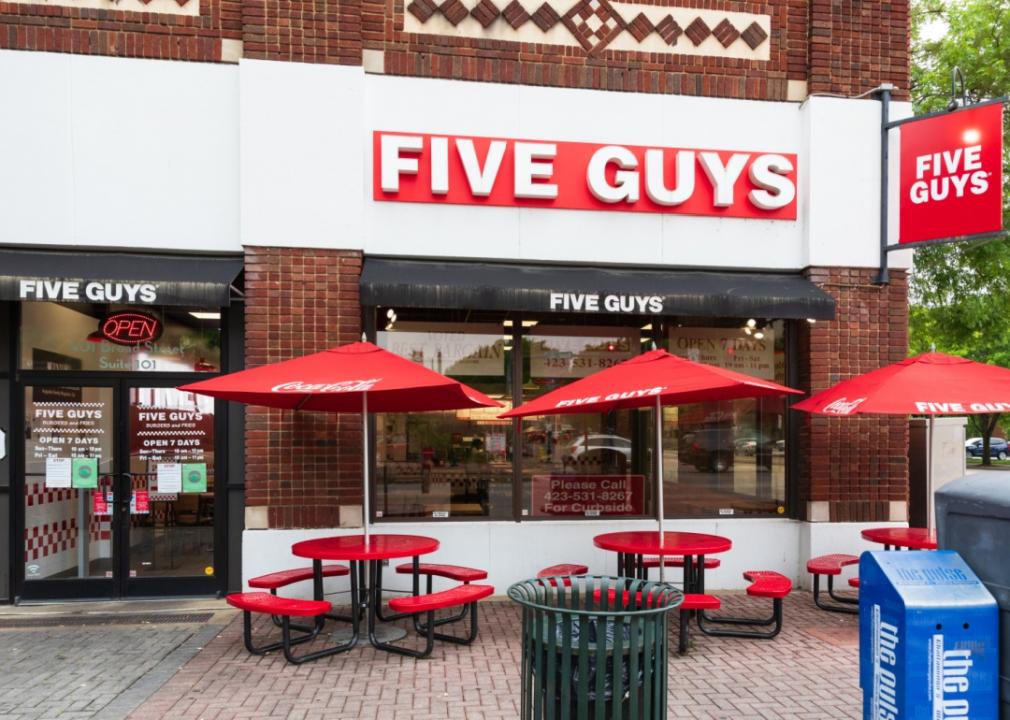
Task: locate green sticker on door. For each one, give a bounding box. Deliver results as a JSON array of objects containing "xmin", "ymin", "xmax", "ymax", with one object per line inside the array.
[
  {"xmin": 71, "ymin": 457, "xmax": 99, "ymax": 489},
  {"xmin": 182, "ymin": 463, "xmax": 207, "ymax": 493}
]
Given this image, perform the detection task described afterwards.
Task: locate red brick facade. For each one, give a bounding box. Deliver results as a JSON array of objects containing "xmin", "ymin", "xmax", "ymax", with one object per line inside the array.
[
  {"xmin": 0, "ymin": 0, "xmax": 241, "ymax": 62},
  {"xmin": 2, "ymin": 0, "xmax": 908, "ymax": 101},
  {"xmin": 797, "ymin": 267, "xmax": 909, "ymax": 522},
  {"xmin": 244, "ymin": 250, "xmax": 909, "ymax": 529},
  {"xmin": 243, "ymin": 247, "xmax": 364, "ymax": 528}
]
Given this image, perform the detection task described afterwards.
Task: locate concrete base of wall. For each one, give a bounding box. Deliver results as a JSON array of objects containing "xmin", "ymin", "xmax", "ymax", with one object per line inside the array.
[{"xmin": 242, "ymin": 518, "xmax": 909, "ymax": 596}]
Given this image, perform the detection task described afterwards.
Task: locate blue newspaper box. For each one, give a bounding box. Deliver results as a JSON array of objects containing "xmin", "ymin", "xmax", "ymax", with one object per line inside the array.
[{"xmin": 860, "ymin": 550, "xmax": 999, "ymax": 720}]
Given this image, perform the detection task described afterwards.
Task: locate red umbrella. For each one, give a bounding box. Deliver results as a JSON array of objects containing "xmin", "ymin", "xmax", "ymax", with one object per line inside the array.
[
  {"xmin": 179, "ymin": 341, "xmax": 500, "ymax": 539},
  {"xmin": 792, "ymin": 351, "xmax": 1010, "ymax": 529},
  {"xmin": 792, "ymin": 352, "xmax": 1010, "ymax": 416},
  {"xmin": 501, "ymin": 349, "xmax": 802, "ymax": 576}
]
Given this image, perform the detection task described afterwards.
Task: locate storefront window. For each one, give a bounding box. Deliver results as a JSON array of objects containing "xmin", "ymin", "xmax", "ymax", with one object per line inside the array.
[
  {"xmin": 376, "ymin": 323, "xmax": 513, "ymax": 520},
  {"xmin": 20, "ymin": 303, "xmax": 222, "ymax": 373},
  {"xmin": 520, "ymin": 327, "xmax": 651, "ymax": 519},
  {"xmin": 663, "ymin": 321, "xmax": 788, "ymax": 518}
]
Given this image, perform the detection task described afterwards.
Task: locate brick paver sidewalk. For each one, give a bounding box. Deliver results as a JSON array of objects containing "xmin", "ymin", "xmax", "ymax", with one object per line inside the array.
[{"xmin": 132, "ymin": 592, "xmax": 860, "ymax": 720}]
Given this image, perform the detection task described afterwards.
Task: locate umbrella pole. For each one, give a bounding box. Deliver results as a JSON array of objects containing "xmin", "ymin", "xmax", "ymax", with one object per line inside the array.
[
  {"xmin": 655, "ymin": 395, "xmax": 665, "ymax": 583},
  {"xmin": 927, "ymin": 415, "xmax": 934, "ymax": 532},
  {"xmin": 363, "ymin": 392, "xmax": 370, "ymax": 543}
]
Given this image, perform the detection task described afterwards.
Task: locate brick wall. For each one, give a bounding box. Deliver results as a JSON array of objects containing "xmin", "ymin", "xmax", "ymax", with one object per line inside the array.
[
  {"xmin": 242, "ymin": 0, "xmax": 361, "ymax": 63},
  {"xmin": 796, "ymin": 267, "xmax": 909, "ymax": 522},
  {"xmin": 244, "ymin": 247, "xmax": 364, "ymax": 529},
  {"xmin": 375, "ymin": 0, "xmax": 806, "ymax": 100},
  {"xmin": 0, "ymin": 0, "xmax": 241, "ymax": 61},
  {"xmin": 808, "ymin": 0, "xmax": 909, "ymax": 99},
  {"xmin": 2, "ymin": 0, "xmax": 909, "ymax": 102}
]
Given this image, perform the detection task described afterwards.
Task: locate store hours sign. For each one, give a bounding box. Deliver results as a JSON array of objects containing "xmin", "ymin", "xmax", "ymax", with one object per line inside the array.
[{"xmin": 374, "ymin": 131, "xmax": 798, "ymax": 220}]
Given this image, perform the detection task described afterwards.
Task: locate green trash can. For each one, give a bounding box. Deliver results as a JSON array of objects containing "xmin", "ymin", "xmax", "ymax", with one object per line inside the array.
[{"xmin": 508, "ymin": 575, "xmax": 682, "ymax": 720}]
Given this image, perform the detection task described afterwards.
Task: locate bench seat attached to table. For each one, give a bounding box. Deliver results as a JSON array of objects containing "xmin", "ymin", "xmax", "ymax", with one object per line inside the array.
[
  {"xmin": 376, "ymin": 584, "xmax": 494, "ymax": 659},
  {"xmin": 806, "ymin": 554, "xmax": 859, "ymax": 614},
  {"xmin": 697, "ymin": 570, "xmax": 793, "ymax": 642},
  {"xmin": 227, "ymin": 592, "xmax": 357, "ymax": 664}
]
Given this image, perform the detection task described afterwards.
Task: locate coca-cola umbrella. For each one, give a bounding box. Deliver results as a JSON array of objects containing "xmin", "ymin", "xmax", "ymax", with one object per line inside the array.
[
  {"xmin": 792, "ymin": 351, "xmax": 1010, "ymax": 528},
  {"xmin": 500, "ymin": 349, "xmax": 803, "ymax": 577},
  {"xmin": 178, "ymin": 341, "xmax": 500, "ymax": 540}
]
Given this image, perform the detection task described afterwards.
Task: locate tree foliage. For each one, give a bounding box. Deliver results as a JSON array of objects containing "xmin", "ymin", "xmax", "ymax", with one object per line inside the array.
[{"xmin": 910, "ymin": 0, "xmax": 1010, "ymax": 458}]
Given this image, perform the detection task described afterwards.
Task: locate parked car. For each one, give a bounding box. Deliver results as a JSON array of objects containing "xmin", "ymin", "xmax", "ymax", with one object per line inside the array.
[
  {"xmin": 561, "ymin": 434, "xmax": 632, "ymax": 467},
  {"xmin": 966, "ymin": 437, "xmax": 1009, "ymax": 460}
]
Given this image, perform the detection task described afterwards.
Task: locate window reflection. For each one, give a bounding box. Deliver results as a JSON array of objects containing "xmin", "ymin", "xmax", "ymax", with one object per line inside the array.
[
  {"xmin": 520, "ymin": 327, "xmax": 650, "ymax": 519},
  {"xmin": 376, "ymin": 323, "xmax": 513, "ymax": 520},
  {"xmin": 664, "ymin": 322, "xmax": 788, "ymax": 517}
]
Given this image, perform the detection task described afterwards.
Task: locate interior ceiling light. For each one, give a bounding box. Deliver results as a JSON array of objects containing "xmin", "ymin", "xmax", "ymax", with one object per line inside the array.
[
  {"xmin": 754, "ymin": 330, "xmax": 765, "ymax": 340},
  {"xmin": 189, "ymin": 312, "xmax": 221, "ymax": 320},
  {"xmin": 521, "ymin": 320, "xmax": 538, "ymax": 327},
  {"xmin": 746, "ymin": 318, "xmax": 757, "ymax": 328},
  {"xmin": 640, "ymin": 323, "xmax": 653, "ymax": 331},
  {"xmin": 807, "ymin": 318, "xmax": 817, "ymax": 324},
  {"xmin": 503, "ymin": 320, "xmax": 514, "ymax": 327},
  {"xmin": 743, "ymin": 327, "xmax": 753, "ymax": 335}
]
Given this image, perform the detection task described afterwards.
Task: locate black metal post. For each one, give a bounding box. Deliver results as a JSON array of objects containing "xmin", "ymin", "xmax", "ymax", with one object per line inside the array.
[{"xmin": 875, "ymin": 85, "xmax": 894, "ymax": 285}]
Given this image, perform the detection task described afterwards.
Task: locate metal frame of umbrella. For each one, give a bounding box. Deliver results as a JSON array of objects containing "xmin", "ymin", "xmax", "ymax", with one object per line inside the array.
[
  {"xmin": 501, "ymin": 349, "xmax": 802, "ymax": 581},
  {"xmin": 792, "ymin": 351, "xmax": 1010, "ymax": 530}
]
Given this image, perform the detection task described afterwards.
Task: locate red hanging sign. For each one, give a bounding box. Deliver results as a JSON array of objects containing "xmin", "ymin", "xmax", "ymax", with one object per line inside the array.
[
  {"xmin": 132, "ymin": 490, "xmax": 150, "ymax": 515},
  {"xmin": 899, "ymin": 102, "xmax": 1004, "ymax": 246}
]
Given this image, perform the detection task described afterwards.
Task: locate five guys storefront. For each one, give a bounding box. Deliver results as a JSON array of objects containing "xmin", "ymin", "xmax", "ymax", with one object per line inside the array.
[
  {"xmin": 0, "ymin": 249, "xmax": 245, "ymax": 601},
  {"xmin": 360, "ymin": 259, "xmax": 835, "ymax": 527}
]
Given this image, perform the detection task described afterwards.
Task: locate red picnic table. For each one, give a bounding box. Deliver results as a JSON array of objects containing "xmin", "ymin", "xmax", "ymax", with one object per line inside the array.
[
  {"xmin": 291, "ymin": 533, "xmax": 439, "ymax": 653},
  {"xmin": 593, "ymin": 531, "xmax": 732, "ymax": 593},
  {"xmin": 861, "ymin": 527, "xmax": 937, "ymax": 551}
]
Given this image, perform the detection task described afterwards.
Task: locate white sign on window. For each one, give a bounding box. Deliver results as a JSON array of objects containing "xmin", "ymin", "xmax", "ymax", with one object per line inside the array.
[{"xmin": 668, "ymin": 327, "xmax": 775, "ymax": 380}]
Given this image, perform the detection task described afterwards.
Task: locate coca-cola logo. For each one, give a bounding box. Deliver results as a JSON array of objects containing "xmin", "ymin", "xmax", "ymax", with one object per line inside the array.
[
  {"xmin": 271, "ymin": 379, "xmax": 381, "ymax": 393},
  {"xmin": 822, "ymin": 397, "xmax": 867, "ymax": 415}
]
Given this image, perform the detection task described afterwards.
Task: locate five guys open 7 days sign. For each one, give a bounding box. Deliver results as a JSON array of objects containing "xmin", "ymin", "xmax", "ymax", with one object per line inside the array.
[
  {"xmin": 899, "ymin": 102, "xmax": 1004, "ymax": 245},
  {"xmin": 373, "ymin": 131, "xmax": 798, "ymax": 220}
]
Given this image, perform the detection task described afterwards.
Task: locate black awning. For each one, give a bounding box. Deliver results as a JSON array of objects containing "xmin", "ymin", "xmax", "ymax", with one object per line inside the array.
[
  {"xmin": 361, "ymin": 258, "xmax": 835, "ymax": 320},
  {"xmin": 0, "ymin": 249, "xmax": 243, "ymax": 307}
]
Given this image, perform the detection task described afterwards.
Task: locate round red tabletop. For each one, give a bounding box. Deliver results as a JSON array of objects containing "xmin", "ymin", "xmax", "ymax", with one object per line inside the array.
[
  {"xmin": 861, "ymin": 527, "xmax": 937, "ymax": 550},
  {"xmin": 292, "ymin": 534, "xmax": 440, "ymax": 561},
  {"xmin": 594, "ymin": 531, "xmax": 732, "ymax": 556}
]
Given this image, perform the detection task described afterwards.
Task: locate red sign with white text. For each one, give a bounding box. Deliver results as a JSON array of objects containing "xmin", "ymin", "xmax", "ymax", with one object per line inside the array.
[
  {"xmin": 531, "ymin": 474, "xmax": 644, "ymax": 517},
  {"xmin": 899, "ymin": 102, "xmax": 1004, "ymax": 245},
  {"xmin": 373, "ymin": 132, "xmax": 798, "ymax": 220}
]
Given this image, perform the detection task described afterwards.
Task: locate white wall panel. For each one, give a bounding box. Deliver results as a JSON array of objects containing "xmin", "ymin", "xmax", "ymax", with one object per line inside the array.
[{"xmin": 0, "ymin": 51, "xmax": 239, "ymax": 253}]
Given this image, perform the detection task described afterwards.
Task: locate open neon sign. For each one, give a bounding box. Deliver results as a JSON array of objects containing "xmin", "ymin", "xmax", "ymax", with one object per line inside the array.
[{"xmin": 99, "ymin": 311, "xmax": 163, "ymax": 346}]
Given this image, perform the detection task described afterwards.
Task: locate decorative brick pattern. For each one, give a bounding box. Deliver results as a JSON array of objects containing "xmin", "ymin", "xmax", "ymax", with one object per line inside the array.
[
  {"xmin": 684, "ymin": 16, "xmax": 710, "ymax": 46},
  {"xmin": 502, "ymin": 0, "xmax": 529, "ymax": 29},
  {"xmin": 626, "ymin": 12, "xmax": 653, "ymax": 43},
  {"xmin": 242, "ymin": 0, "xmax": 362, "ymax": 64},
  {"xmin": 244, "ymin": 247, "xmax": 363, "ymax": 530},
  {"xmin": 797, "ymin": 267, "xmax": 910, "ymax": 523},
  {"xmin": 561, "ymin": 0, "xmax": 625, "ymax": 53},
  {"xmin": 470, "ymin": 0, "xmax": 500, "ymax": 28},
  {"xmin": 712, "ymin": 18, "xmax": 739, "ymax": 48},
  {"xmin": 655, "ymin": 15, "xmax": 682, "ymax": 46},
  {"xmin": 439, "ymin": 0, "xmax": 469, "ymax": 25},
  {"xmin": 741, "ymin": 20, "xmax": 768, "ymax": 50},
  {"xmin": 530, "ymin": 2, "xmax": 560, "ymax": 31},
  {"xmin": 408, "ymin": 0, "xmax": 438, "ymax": 22}
]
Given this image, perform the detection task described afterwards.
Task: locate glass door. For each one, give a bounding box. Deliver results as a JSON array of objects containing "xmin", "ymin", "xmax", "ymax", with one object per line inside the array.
[
  {"xmin": 19, "ymin": 380, "xmax": 220, "ymax": 599},
  {"xmin": 20, "ymin": 382, "xmax": 119, "ymax": 598},
  {"xmin": 122, "ymin": 382, "xmax": 218, "ymax": 596}
]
